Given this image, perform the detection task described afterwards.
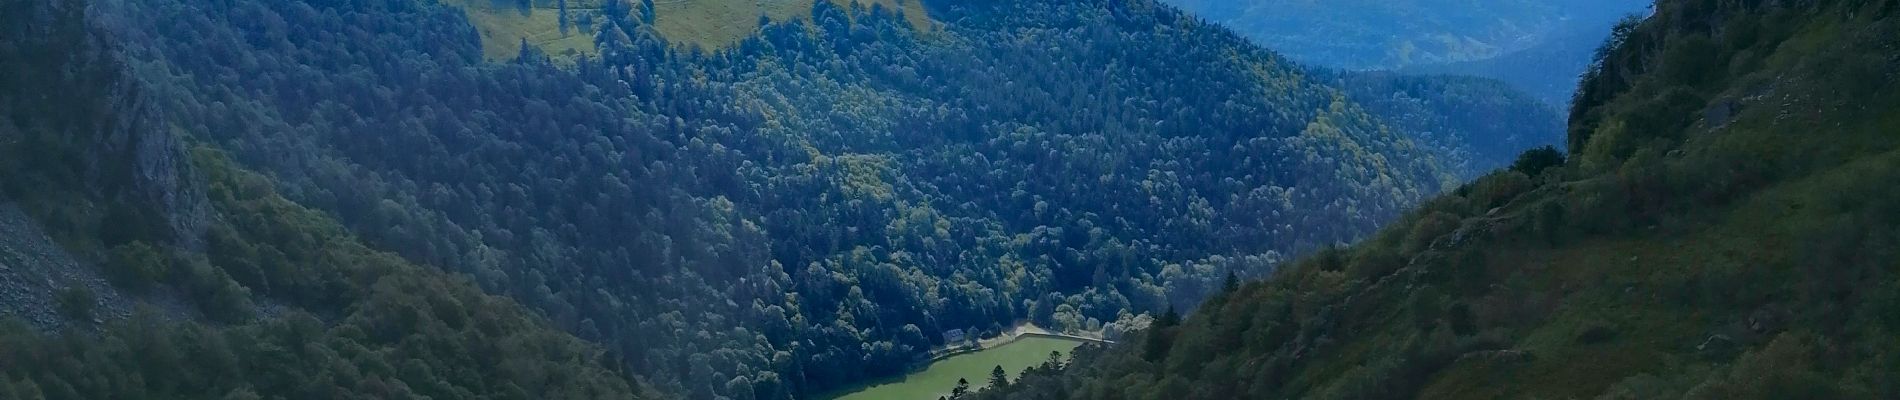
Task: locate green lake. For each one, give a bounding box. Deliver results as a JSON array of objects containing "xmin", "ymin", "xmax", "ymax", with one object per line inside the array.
[{"xmin": 823, "ymin": 336, "xmax": 1088, "ymax": 400}]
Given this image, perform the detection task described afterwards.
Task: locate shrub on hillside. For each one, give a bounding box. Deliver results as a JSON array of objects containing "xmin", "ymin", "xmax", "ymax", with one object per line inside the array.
[
  {"xmin": 1450, "ymin": 249, "xmax": 1489, "ymax": 296},
  {"xmin": 1616, "ymin": 147, "xmax": 1671, "ymax": 224},
  {"xmin": 1510, "ymin": 146, "xmax": 1565, "ymax": 177},
  {"xmin": 106, "ymin": 241, "xmax": 170, "ymax": 292},
  {"xmin": 56, "ymin": 285, "xmax": 94, "ymax": 321},
  {"xmin": 1346, "ymin": 247, "xmax": 1405, "ymax": 280},
  {"xmin": 1672, "ymin": 149, "xmax": 1779, "ymax": 207},
  {"xmin": 1533, "ymin": 201, "xmax": 1567, "ymax": 244},
  {"xmin": 1403, "ymin": 212, "xmax": 1461, "ymax": 256},
  {"xmin": 1683, "ymin": 333, "xmax": 1840, "ymax": 400},
  {"xmin": 1466, "ymin": 171, "xmax": 1533, "ymax": 211},
  {"xmin": 1660, "ymin": 34, "xmax": 1723, "ymax": 88},
  {"xmin": 180, "ymin": 258, "xmax": 255, "ymax": 323}
]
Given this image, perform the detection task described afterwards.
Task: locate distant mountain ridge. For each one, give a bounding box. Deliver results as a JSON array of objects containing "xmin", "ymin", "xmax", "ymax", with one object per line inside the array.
[
  {"xmin": 1163, "ymin": 0, "xmax": 1642, "ymax": 69},
  {"xmin": 1164, "ymin": 0, "xmax": 1652, "ymax": 107}
]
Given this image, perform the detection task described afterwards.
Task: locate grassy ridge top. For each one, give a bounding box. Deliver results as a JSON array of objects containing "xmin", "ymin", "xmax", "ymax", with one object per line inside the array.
[
  {"xmin": 654, "ymin": 0, "xmax": 931, "ymax": 49},
  {"xmin": 453, "ymin": 0, "xmax": 931, "ymax": 60}
]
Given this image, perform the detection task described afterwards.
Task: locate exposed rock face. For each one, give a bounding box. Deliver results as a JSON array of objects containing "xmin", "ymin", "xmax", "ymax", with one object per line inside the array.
[
  {"xmin": 3, "ymin": 0, "xmax": 207, "ymax": 250},
  {"xmin": 0, "ymin": 0, "xmax": 205, "ymax": 329},
  {"xmin": 96, "ymin": 81, "xmax": 209, "ymax": 250},
  {"xmin": 64, "ymin": 0, "xmax": 209, "ymax": 249}
]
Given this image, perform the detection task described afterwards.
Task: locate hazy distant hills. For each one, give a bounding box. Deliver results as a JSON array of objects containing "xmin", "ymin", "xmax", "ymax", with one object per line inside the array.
[
  {"xmin": 1162, "ymin": 0, "xmax": 1649, "ymax": 69},
  {"xmin": 1164, "ymin": 0, "xmax": 1652, "ymax": 106}
]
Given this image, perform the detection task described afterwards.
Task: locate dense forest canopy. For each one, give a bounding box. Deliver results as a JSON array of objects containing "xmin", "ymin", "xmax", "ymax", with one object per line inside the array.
[{"xmin": 3, "ymin": 0, "xmax": 1571, "ymax": 398}]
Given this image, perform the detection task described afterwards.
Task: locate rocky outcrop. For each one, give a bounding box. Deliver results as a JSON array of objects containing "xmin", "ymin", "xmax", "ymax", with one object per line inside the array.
[
  {"xmin": 0, "ymin": 0, "xmax": 205, "ymax": 330},
  {"xmin": 92, "ymin": 79, "xmax": 209, "ymax": 250},
  {"xmin": 4, "ymin": 0, "xmax": 207, "ymax": 250}
]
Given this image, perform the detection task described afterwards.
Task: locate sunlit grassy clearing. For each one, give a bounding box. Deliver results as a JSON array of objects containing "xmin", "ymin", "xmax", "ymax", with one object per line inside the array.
[
  {"xmin": 653, "ymin": 0, "xmax": 932, "ymax": 49},
  {"xmin": 451, "ymin": 0, "xmax": 931, "ymax": 61},
  {"xmin": 455, "ymin": 1, "xmax": 601, "ymax": 61},
  {"xmin": 825, "ymin": 336, "xmax": 1085, "ymax": 400}
]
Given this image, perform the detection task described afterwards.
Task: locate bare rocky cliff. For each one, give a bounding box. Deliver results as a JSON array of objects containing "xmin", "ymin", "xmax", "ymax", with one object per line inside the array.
[{"xmin": 0, "ymin": 0, "xmax": 205, "ymax": 330}]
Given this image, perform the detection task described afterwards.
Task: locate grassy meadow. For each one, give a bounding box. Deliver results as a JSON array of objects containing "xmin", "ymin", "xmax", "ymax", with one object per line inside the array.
[
  {"xmin": 450, "ymin": 0, "xmax": 932, "ymax": 61},
  {"xmin": 825, "ymin": 336, "xmax": 1087, "ymax": 400}
]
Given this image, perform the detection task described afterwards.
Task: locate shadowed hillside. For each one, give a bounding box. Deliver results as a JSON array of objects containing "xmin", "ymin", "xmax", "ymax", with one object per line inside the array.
[{"xmin": 980, "ymin": 0, "xmax": 1900, "ymax": 398}]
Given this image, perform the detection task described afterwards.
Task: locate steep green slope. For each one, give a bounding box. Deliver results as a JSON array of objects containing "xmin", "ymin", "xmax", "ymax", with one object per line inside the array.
[
  {"xmin": 1, "ymin": 150, "xmax": 666, "ymax": 399},
  {"xmin": 0, "ymin": 0, "xmax": 661, "ymax": 398},
  {"xmin": 981, "ymin": 0, "xmax": 1900, "ymax": 398}
]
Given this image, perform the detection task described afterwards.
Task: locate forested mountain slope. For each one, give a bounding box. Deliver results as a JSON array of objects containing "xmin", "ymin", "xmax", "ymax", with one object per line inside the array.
[
  {"xmin": 88, "ymin": 0, "xmax": 1453, "ymax": 395},
  {"xmin": 0, "ymin": 0, "xmax": 661, "ymax": 397},
  {"xmin": 2, "ymin": 0, "xmax": 1560, "ymax": 398},
  {"xmin": 982, "ymin": 0, "xmax": 1900, "ymax": 398},
  {"xmin": 1328, "ymin": 72, "xmax": 1563, "ymax": 178}
]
